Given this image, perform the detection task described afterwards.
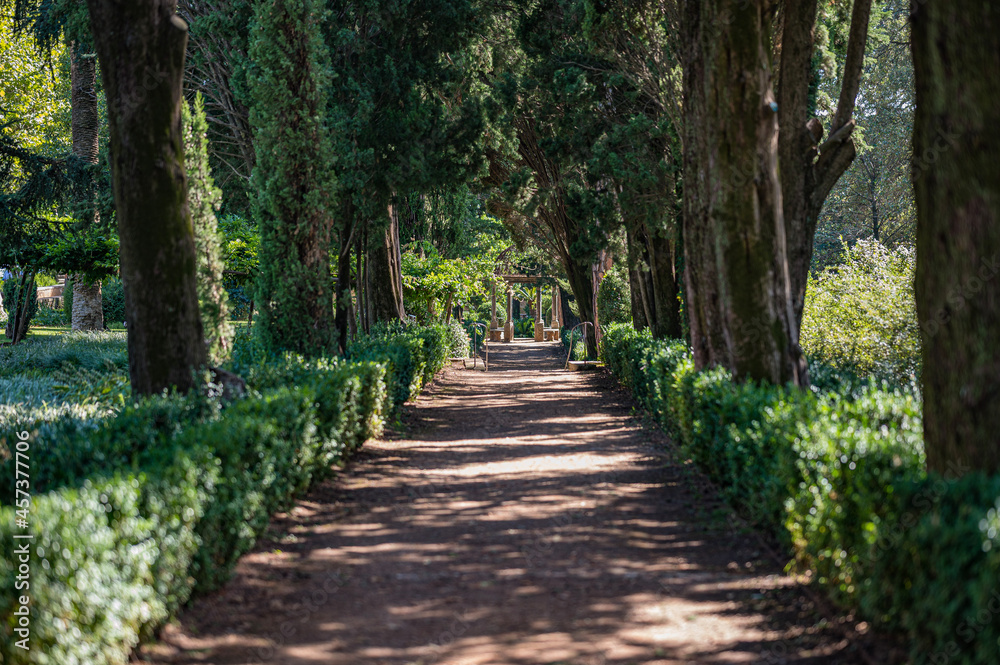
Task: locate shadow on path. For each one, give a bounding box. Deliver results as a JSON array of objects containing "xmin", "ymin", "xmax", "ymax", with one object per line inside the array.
[{"xmin": 141, "ymin": 340, "xmax": 889, "ymax": 665}]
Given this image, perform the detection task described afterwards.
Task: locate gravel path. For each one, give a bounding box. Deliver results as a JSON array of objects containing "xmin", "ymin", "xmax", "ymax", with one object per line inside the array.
[{"xmin": 141, "ymin": 340, "xmax": 892, "ymax": 665}]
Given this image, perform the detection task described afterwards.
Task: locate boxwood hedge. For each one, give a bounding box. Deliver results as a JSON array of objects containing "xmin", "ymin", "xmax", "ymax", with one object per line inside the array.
[
  {"xmin": 601, "ymin": 322, "xmax": 1000, "ymax": 665},
  {"xmin": 0, "ymin": 324, "xmax": 451, "ymax": 664}
]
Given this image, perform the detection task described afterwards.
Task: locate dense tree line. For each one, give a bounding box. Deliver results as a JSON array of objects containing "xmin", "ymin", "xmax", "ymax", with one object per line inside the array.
[{"xmin": 1, "ymin": 0, "xmax": 997, "ymax": 474}]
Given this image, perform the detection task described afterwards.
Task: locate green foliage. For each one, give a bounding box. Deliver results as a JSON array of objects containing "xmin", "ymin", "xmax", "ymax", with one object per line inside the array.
[
  {"xmin": 41, "ymin": 228, "xmax": 119, "ymax": 283},
  {"xmin": 348, "ymin": 322, "xmax": 452, "ymax": 413},
  {"xmin": 442, "ymin": 320, "xmax": 471, "ymax": 358},
  {"xmin": 249, "ymin": 0, "xmax": 337, "ymax": 356},
  {"xmin": 219, "ymin": 214, "xmax": 258, "ymax": 319},
  {"xmin": 0, "ymin": 323, "xmax": 456, "ymax": 663},
  {"xmin": 0, "ymin": 12, "xmax": 71, "ymax": 164},
  {"xmin": 814, "ymin": 1, "xmax": 915, "ymax": 269},
  {"xmin": 601, "ymin": 323, "xmax": 1000, "ymax": 664},
  {"xmin": 32, "ymin": 303, "xmax": 66, "ymax": 325},
  {"xmin": 101, "ymin": 276, "xmax": 125, "ymax": 324},
  {"xmin": 401, "ymin": 247, "xmax": 496, "ymax": 324},
  {"xmin": 800, "ymin": 239, "xmax": 919, "ymax": 384},
  {"xmin": 597, "ymin": 262, "xmax": 631, "ymax": 327},
  {"xmin": 183, "ymin": 93, "xmax": 231, "ymax": 364}
]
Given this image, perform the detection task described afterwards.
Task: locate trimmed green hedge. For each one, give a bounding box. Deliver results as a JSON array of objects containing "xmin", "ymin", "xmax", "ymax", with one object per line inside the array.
[
  {"xmin": 348, "ymin": 322, "xmax": 451, "ymax": 413},
  {"xmin": 601, "ymin": 323, "xmax": 1000, "ymax": 665},
  {"xmin": 0, "ymin": 324, "xmax": 450, "ymax": 664}
]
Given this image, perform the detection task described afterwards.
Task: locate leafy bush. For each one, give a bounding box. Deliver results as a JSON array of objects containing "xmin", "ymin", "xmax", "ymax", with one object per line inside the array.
[
  {"xmin": 800, "ymin": 239, "xmax": 919, "ymax": 384},
  {"xmin": 601, "ymin": 322, "xmax": 1000, "ymax": 664},
  {"xmin": 597, "ymin": 262, "xmax": 631, "ymax": 327},
  {"xmin": 0, "ymin": 326, "xmax": 447, "ymax": 664},
  {"xmin": 443, "ymin": 319, "xmax": 471, "ymax": 357},
  {"xmin": 33, "ymin": 304, "xmax": 67, "ymax": 326},
  {"xmin": 101, "ymin": 277, "xmax": 127, "ymax": 325},
  {"xmin": 561, "ymin": 326, "xmax": 588, "ymax": 361},
  {"xmin": 348, "ymin": 322, "xmax": 450, "ymax": 413}
]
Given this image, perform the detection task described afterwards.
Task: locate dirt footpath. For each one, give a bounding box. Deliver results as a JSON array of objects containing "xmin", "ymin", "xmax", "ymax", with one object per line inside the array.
[{"xmin": 141, "ymin": 341, "xmax": 897, "ymax": 665}]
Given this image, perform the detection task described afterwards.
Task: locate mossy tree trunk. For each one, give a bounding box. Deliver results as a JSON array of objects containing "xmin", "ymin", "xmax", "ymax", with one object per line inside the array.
[
  {"xmin": 70, "ymin": 44, "xmax": 104, "ymax": 332},
  {"xmin": 912, "ymin": 0, "xmax": 1000, "ymax": 474},
  {"xmin": 85, "ymin": 0, "xmax": 207, "ymax": 394},
  {"xmin": 681, "ymin": 0, "xmax": 805, "ymax": 386}
]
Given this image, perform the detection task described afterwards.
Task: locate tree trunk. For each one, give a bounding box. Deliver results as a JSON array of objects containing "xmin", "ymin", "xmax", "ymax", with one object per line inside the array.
[
  {"xmin": 71, "ymin": 277, "xmax": 104, "ymax": 330},
  {"xmin": 335, "ymin": 201, "xmax": 357, "ymax": 354},
  {"xmin": 563, "ymin": 253, "xmax": 597, "ymax": 357},
  {"xmin": 778, "ymin": 0, "xmax": 871, "ymax": 326},
  {"xmin": 367, "ymin": 202, "xmax": 406, "ymax": 323},
  {"xmin": 681, "ymin": 0, "xmax": 805, "ymax": 386},
  {"xmin": 559, "ymin": 286, "xmax": 580, "ymax": 331},
  {"xmin": 85, "ymin": 0, "xmax": 207, "ymax": 394},
  {"xmin": 70, "ymin": 46, "xmax": 105, "ymax": 331},
  {"xmin": 912, "ymin": 0, "xmax": 1000, "ymax": 475},
  {"xmin": 645, "ymin": 227, "xmax": 682, "ymax": 339},
  {"xmin": 6, "ymin": 272, "xmax": 35, "ymax": 345},
  {"xmin": 626, "ymin": 227, "xmax": 650, "ymax": 331}
]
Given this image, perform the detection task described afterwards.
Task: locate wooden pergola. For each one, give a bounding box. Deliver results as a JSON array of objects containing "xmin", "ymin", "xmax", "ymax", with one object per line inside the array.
[{"xmin": 489, "ymin": 248, "xmax": 562, "ymax": 343}]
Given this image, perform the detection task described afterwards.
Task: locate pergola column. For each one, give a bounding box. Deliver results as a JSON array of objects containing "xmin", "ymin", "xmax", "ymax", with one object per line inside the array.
[
  {"xmin": 489, "ymin": 284, "xmax": 501, "ymax": 341},
  {"xmin": 534, "ymin": 286, "xmax": 544, "ymax": 341},
  {"xmin": 503, "ymin": 287, "xmax": 514, "ymax": 342},
  {"xmin": 551, "ymin": 286, "xmax": 561, "ymax": 329}
]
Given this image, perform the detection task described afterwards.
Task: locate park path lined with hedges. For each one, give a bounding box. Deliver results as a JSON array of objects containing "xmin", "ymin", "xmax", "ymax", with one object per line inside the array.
[{"xmin": 141, "ymin": 341, "xmax": 887, "ymax": 665}]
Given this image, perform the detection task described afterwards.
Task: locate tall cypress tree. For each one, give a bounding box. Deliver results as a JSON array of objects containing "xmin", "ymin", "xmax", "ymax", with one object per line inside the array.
[
  {"xmin": 183, "ymin": 92, "xmax": 231, "ymax": 364},
  {"xmin": 249, "ymin": 0, "xmax": 337, "ymax": 356}
]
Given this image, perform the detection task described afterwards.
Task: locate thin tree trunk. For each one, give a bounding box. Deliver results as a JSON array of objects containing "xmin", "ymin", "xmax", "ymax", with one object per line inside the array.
[
  {"xmin": 335, "ymin": 201, "xmax": 357, "ymax": 354},
  {"xmin": 626, "ymin": 228, "xmax": 649, "ymax": 331},
  {"xmin": 912, "ymin": 0, "xmax": 1000, "ymax": 475},
  {"xmin": 85, "ymin": 0, "xmax": 207, "ymax": 394},
  {"xmin": 6, "ymin": 271, "xmax": 34, "ymax": 345},
  {"xmin": 682, "ymin": 0, "xmax": 804, "ymax": 385},
  {"xmin": 70, "ymin": 46, "xmax": 105, "ymax": 331}
]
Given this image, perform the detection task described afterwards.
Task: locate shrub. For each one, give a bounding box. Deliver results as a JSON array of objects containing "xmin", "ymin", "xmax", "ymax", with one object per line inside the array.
[
  {"xmin": 0, "ymin": 325, "xmax": 438, "ymax": 664},
  {"xmin": 601, "ymin": 322, "xmax": 1000, "ymax": 664},
  {"xmin": 443, "ymin": 319, "xmax": 471, "ymax": 357},
  {"xmin": 101, "ymin": 277, "xmax": 127, "ymax": 326},
  {"xmin": 32, "ymin": 304, "xmax": 67, "ymax": 326},
  {"xmin": 597, "ymin": 262, "xmax": 631, "ymax": 327},
  {"xmin": 800, "ymin": 239, "xmax": 919, "ymax": 384},
  {"xmin": 349, "ymin": 322, "xmax": 450, "ymax": 413}
]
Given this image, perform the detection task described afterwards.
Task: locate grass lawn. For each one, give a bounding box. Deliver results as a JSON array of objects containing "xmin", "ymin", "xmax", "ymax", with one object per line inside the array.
[
  {"xmin": 2, "ymin": 320, "xmax": 243, "ymax": 344},
  {"xmin": 1, "ymin": 325, "xmax": 71, "ymax": 344}
]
